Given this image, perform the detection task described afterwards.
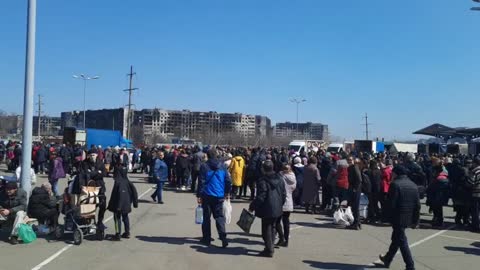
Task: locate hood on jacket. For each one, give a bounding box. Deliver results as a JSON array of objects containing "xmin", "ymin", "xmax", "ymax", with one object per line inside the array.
[
  {"xmin": 207, "ymin": 159, "xmax": 223, "ymax": 171},
  {"xmin": 233, "ymin": 156, "xmax": 243, "ymax": 162}
]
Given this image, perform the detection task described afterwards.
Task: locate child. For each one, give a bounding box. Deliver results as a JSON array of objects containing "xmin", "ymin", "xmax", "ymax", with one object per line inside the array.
[{"xmin": 107, "ymin": 169, "xmax": 138, "ymax": 240}]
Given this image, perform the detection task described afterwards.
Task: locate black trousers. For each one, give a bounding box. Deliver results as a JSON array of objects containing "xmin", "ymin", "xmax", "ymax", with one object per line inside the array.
[
  {"xmin": 432, "ymin": 205, "xmax": 444, "ymax": 225},
  {"xmin": 368, "ymin": 192, "xmax": 381, "ymax": 222},
  {"xmin": 191, "ymin": 170, "xmax": 200, "ymax": 193},
  {"xmin": 321, "ymin": 182, "xmax": 332, "ymax": 209},
  {"xmin": 262, "ymin": 217, "xmax": 277, "ymax": 254},
  {"xmin": 350, "ymin": 190, "xmax": 361, "ymax": 226},
  {"xmin": 98, "ymin": 197, "xmax": 106, "ymax": 225},
  {"xmin": 113, "ymin": 212, "xmax": 130, "ymax": 235},
  {"xmin": 201, "ymin": 196, "xmax": 227, "ymax": 242},
  {"xmin": 471, "ymin": 198, "xmax": 480, "ymax": 231},
  {"xmin": 455, "ymin": 205, "xmax": 470, "ymax": 224},
  {"xmin": 35, "ymin": 209, "xmax": 59, "ymax": 227},
  {"xmin": 275, "ymin": 212, "xmax": 291, "ymax": 243},
  {"xmin": 385, "ymin": 226, "xmax": 415, "ymax": 270}
]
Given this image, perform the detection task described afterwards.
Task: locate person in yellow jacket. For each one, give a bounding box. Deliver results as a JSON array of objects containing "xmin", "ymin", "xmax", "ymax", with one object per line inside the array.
[{"xmin": 229, "ymin": 152, "xmax": 246, "ymax": 200}]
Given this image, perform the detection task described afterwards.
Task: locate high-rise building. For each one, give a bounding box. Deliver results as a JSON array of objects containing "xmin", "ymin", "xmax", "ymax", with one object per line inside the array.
[{"xmin": 274, "ymin": 122, "xmax": 328, "ymax": 140}]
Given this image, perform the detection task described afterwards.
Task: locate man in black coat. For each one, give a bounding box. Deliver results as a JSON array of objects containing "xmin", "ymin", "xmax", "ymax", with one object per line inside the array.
[
  {"xmin": 249, "ymin": 160, "xmax": 286, "ymax": 258},
  {"xmin": 347, "ymin": 157, "xmax": 363, "ymax": 230},
  {"xmin": 0, "ymin": 182, "xmax": 27, "ymax": 244},
  {"xmin": 378, "ymin": 165, "xmax": 420, "ymax": 270}
]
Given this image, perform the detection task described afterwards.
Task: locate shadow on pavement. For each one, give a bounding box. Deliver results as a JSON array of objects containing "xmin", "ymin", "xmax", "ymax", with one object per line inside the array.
[
  {"xmin": 303, "ymin": 260, "xmax": 371, "ymax": 270},
  {"xmin": 136, "ymin": 235, "xmax": 201, "ymax": 245},
  {"xmin": 445, "ymin": 242, "xmax": 480, "ymax": 256},
  {"xmin": 292, "ymin": 222, "xmax": 343, "ymax": 230},
  {"xmin": 190, "ymin": 245, "xmax": 258, "ymax": 256},
  {"xmin": 228, "ymin": 232, "xmax": 262, "ymax": 238}
]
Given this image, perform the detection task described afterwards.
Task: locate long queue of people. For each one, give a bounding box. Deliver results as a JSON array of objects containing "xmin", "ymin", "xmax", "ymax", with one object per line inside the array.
[{"xmin": 1, "ymin": 141, "xmax": 480, "ymax": 268}]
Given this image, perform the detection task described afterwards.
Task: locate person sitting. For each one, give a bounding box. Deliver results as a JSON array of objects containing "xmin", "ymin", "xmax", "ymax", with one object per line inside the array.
[
  {"xmin": 28, "ymin": 183, "xmax": 59, "ymax": 231},
  {"xmin": 0, "ymin": 182, "xmax": 28, "ymax": 245}
]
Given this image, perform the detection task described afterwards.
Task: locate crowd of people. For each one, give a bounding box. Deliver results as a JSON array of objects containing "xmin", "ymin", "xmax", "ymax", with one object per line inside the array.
[{"xmin": 1, "ymin": 140, "xmax": 480, "ymax": 268}]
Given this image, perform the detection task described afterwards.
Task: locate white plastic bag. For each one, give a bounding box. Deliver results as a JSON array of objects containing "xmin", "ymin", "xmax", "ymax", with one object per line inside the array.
[
  {"xmin": 344, "ymin": 206, "xmax": 355, "ymax": 224},
  {"xmin": 333, "ymin": 208, "xmax": 350, "ymax": 226},
  {"xmin": 223, "ymin": 199, "xmax": 232, "ymax": 225}
]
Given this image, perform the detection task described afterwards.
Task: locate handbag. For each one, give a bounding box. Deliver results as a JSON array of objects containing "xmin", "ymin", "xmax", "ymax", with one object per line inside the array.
[
  {"xmin": 236, "ymin": 208, "xmax": 255, "ymax": 233},
  {"xmin": 18, "ymin": 224, "xmax": 37, "ymax": 244},
  {"xmin": 79, "ymin": 180, "xmax": 100, "ymax": 205}
]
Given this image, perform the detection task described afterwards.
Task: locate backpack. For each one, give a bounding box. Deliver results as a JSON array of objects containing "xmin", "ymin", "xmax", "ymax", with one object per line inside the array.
[{"xmin": 361, "ymin": 172, "xmax": 372, "ymax": 194}]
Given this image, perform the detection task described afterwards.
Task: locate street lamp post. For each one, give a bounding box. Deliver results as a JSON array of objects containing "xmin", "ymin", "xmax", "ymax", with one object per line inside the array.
[
  {"xmin": 20, "ymin": 0, "xmax": 37, "ymax": 200},
  {"xmin": 290, "ymin": 98, "xmax": 306, "ymax": 138},
  {"xmin": 73, "ymin": 74, "xmax": 99, "ymax": 129},
  {"xmin": 473, "ymin": 0, "xmax": 480, "ymax": 10}
]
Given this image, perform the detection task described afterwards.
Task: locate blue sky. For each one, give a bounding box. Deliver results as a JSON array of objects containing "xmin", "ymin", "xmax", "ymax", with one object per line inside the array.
[{"xmin": 1, "ymin": 0, "xmax": 479, "ymax": 140}]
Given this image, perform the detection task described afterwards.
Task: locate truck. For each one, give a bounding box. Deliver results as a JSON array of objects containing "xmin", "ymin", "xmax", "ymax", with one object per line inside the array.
[
  {"xmin": 288, "ymin": 140, "xmax": 325, "ymax": 155},
  {"xmin": 63, "ymin": 127, "xmax": 132, "ymax": 148},
  {"xmin": 354, "ymin": 140, "xmax": 385, "ymax": 154}
]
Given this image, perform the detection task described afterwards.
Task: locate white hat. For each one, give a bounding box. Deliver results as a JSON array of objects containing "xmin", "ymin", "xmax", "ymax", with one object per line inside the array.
[{"xmin": 293, "ymin": 157, "xmax": 302, "ymax": 164}]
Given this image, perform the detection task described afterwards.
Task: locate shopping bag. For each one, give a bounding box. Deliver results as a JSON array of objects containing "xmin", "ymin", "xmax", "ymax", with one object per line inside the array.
[
  {"xmin": 333, "ymin": 208, "xmax": 350, "ymax": 226},
  {"xmin": 236, "ymin": 209, "xmax": 255, "ymax": 233},
  {"xmin": 344, "ymin": 206, "xmax": 355, "ymax": 223},
  {"xmin": 18, "ymin": 224, "xmax": 37, "ymax": 244},
  {"xmin": 223, "ymin": 199, "xmax": 232, "ymax": 225}
]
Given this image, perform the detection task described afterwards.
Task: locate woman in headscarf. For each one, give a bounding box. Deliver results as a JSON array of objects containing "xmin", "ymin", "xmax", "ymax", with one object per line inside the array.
[{"xmin": 108, "ymin": 168, "xmax": 138, "ymax": 240}]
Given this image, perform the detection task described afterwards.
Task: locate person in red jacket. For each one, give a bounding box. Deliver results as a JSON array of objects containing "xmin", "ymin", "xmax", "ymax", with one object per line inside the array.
[{"xmin": 381, "ymin": 159, "xmax": 393, "ymax": 221}]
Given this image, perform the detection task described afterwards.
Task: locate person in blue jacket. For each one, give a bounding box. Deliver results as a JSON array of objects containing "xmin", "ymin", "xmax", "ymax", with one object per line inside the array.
[
  {"xmin": 196, "ymin": 148, "xmax": 232, "ymax": 248},
  {"xmin": 151, "ymin": 151, "xmax": 168, "ymax": 204}
]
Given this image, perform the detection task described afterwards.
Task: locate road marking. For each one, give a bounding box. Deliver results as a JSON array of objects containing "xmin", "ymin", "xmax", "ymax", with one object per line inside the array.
[
  {"xmin": 440, "ymin": 235, "xmax": 480, "ymax": 242},
  {"xmin": 369, "ymin": 224, "xmax": 456, "ymax": 267},
  {"xmin": 31, "ymin": 187, "xmax": 154, "ymax": 270}
]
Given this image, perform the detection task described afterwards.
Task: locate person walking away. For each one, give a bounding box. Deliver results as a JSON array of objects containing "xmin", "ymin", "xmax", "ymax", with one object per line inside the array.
[
  {"xmin": 0, "ymin": 182, "xmax": 27, "ymax": 245},
  {"xmin": 104, "ymin": 147, "xmax": 113, "ymax": 177},
  {"xmin": 378, "ymin": 165, "xmax": 420, "ymax": 270},
  {"xmin": 334, "ymin": 156, "xmax": 349, "ymax": 211},
  {"xmin": 275, "ymin": 164, "xmax": 296, "ymax": 247},
  {"xmin": 176, "ymin": 149, "xmax": 191, "ymax": 191},
  {"xmin": 347, "ymin": 157, "xmax": 363, "ymax": 230},
  {"xmin": 367, "ymin": 160, "xmax": 382, "ymax": 224},
  {"xmin": 229, "ymin": 152, "xmax": 246, "ymax": 200},
  {"xmin": 249, "ymin": 160, "xmax": 286, "ymax": 257},
  {"xmin": 48, "ymin": 152, "xmax": 65, "ymax": 197},
  {"xmin": 381, "ymin": 159, "xmax": 393, "ymax": 222},
  {"xmin": 426, "ymin": 158, "xmax": 450, "ymax": 228},
  {"xmin": 320, "ymin": 156, "xmax": 333, "ymax": 210},
  {"xmin": 35, "ymin": 144, "xmax": 48, "ymax": 174},
  {"xmin": 28, "ymin": 183, "xmax": 59, "ymax": 231},
  {"xmin": 302, "ymin": 157, "xmax": 321, "ymax": 214},
  {"xmin": 449, "ymin": 158, "xmax": 472, "ymax": 227},
  {"xmin": 190, "ymin": 147, "xmax": 204, "ymax": 193},
  {"xmin": 59, "ymin": 144, "xmax": 72, "ymax": 175},
  {"xmin": 467, "ymin": 157, "xmax": 480, "ymax": 232},
  {"xmin": 108, "ymin": 169, "xmax": 138, "ymax": 240},
  {"xmin": 151, "ymin": 151, "xmax": 168, "ymax": 204},
  {"xmin": 196, "ymin": 149, "xmax": 231, "ymax": 248}
]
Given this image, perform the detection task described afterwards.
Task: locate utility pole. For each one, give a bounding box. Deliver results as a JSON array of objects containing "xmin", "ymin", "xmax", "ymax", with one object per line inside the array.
[
  {"xmin": 36, "ymin": 94, "xmax": 43, "ymax": 139},
  {"xmin": 124, "ymin": 65, "xmax": 138, "ymax": 140},
  {"xmin": 363, "ymin": 113, "xmax": 371, "ymax": 140}
]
